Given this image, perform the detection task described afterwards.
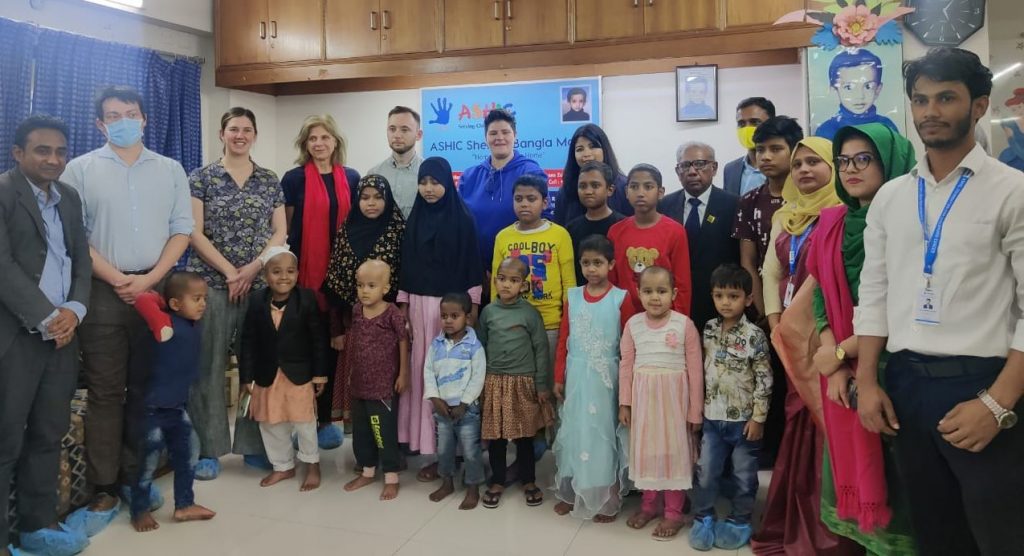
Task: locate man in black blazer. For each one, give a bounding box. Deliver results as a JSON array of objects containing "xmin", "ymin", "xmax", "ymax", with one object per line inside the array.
[
  {"xmin": 723, "ymin": 97, "xmax": 775, "ymax": 197},
  {"xmin": 660, "ymin": 141, "xmax": 740, "ymax": 331},
  {"xmin": 0, "ymin": 116, "xmax": 91, "ymax": 555}
]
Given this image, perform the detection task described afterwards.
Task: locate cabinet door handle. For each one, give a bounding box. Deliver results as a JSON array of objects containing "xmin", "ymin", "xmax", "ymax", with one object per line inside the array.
[
  {"xmin": 648, "ymin": 0, "xmax": 653, "ymax": 5},
  {"xmin": 270, "ymin": 20, "xmax": 277, "ymax": 38},
  {"xmin": 633, "ymin": 0, "xmax": 639, "ymax": 6},
  {"xmin": 506, "ymin": 0, "xmax": 512, "ymax": 19},
  {"xmin": 383, "ymin": 10, "xmax": 391, "ymax": 29},
  {"xmin": 493, "ymin": 0, "xmax": 500, "ymax": 20},
  {"xmin": 370, "ymin": 11, "xmax": 378, "ymax": 30},
  {"xmin": 259, "ymin": 21, "xmax": 266, "ymax": 39}
]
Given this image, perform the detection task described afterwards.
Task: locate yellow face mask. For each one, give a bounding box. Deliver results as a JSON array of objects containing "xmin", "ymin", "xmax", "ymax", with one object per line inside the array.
[{"xmin": 737, "ymin": 125, "xmax": 757, "ymax": 151}]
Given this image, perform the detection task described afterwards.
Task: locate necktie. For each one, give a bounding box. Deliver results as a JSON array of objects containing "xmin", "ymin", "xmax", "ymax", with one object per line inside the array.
[{"xmin": 685, "ymin": 197, "xmax": 702, "ymax": 240}]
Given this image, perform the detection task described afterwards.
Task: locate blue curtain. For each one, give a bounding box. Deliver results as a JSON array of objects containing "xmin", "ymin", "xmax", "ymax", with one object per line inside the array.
[
  {"xmin": 30, "ymin": 25, "xmax": 202, "ymax": 171},
  {"xmin": 0, "ymin": 18, "xmax": 39, "ymax": 172}
]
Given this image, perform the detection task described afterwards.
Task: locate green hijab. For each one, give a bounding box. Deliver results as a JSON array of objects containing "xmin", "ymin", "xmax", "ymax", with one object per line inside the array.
[{"xmin": 832, "ymin": 123, "xmax": 916, "ymax": 301}]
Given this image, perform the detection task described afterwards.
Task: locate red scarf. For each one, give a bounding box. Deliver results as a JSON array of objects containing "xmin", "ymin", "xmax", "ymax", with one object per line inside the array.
[
  {"xmin": 806, "ymin": 205, "xmax": 892, "ymax": 532},
  {"xmin": 300, "ymin": 161, "xmax": 351, "ymax": 309}
]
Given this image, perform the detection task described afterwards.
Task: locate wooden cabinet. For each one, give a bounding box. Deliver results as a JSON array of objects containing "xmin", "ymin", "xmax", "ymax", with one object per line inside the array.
[
  {"xmin": 575, "ymin": 0, "xmax": 643, "ymax": 42},
  {"xmin": 327, "ymin": 0, "xmax": 437, "ymax": 59},
  {"xmin": 727, "ymin": 0, "xmax": 804, "ymax": 28},
  {"xmin": 575, "ymin": 0, "xmax": 716, "ymax": 43},
  {"xmin": 645, "ymin": 0, "xmax": 717, "ymax": 34},
  {"xmin": 444, "ymin": 0, "xmax": 567, "ymax": 51},
  {"xmin": 381, "ymin": 0, "xmax": 438, "ymax": 55},
  {"xmin": 217, "ymin": 0, "xmax": 323, "ymax": 66},
  {"xmin": 268, "ymin": 0, "xmax": 324, "ymax": 62}
]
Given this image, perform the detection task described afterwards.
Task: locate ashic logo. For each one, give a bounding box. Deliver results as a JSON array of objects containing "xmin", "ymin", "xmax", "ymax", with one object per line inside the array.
[{"xmin": 426, "ymin": 98, "xmax": 516, "ymax": 127}]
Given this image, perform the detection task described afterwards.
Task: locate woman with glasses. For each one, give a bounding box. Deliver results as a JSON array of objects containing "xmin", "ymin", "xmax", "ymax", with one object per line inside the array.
[{"xmin": 806, "ymin": 124, "xmax": 918, "ymax": 555}]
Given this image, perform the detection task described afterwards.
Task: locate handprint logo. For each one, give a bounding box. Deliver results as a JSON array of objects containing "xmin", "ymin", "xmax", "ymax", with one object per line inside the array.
[{"xmin": 428, "ymin": 97, "xmax": 453, "ymax": 126}]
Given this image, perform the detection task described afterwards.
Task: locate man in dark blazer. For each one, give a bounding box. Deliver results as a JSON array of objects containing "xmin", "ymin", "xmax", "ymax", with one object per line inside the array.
[
  {"xmin": 660, "ymin": 141, "xmax": 740, "ymax": 331},
  {"xmin": 0, "ymin": 116, "xmax": 91, "ymax": 556},
  {"xmin": 723, "ymin": 97, "xmax": 775, "ymax": 197}
]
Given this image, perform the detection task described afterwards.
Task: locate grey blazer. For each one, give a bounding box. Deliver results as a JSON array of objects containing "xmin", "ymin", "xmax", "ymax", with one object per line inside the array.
[
  {"xmin": 723, "ymin": 156, "xmax": 746, "ymax": 197},
  {"xmin": 0, "ymin": 167, "xmax": 92, "ymax": 357}
]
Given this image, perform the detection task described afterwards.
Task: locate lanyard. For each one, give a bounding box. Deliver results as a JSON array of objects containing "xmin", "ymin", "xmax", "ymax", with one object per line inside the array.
[
  {"xmin": 917, "ymin": 170, "xmax": 972, "ymax": 282},
  {"xmin": 788, "ymin": 224, "xmax": 814, "ymax": 276}
]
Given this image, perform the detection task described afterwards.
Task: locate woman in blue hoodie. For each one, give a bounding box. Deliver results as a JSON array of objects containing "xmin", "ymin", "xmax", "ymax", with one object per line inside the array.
[{"xmin": 459, "ymin": 108, "xmax": 546, "ymax": 273}]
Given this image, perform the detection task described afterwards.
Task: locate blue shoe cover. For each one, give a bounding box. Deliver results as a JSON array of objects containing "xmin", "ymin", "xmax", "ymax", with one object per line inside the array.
[
  {"xmin": 317, "ymin": 425, "xmax": 343, "ymax": 450},
  {"xmin": 19, "ymin": 524, "xmax": 89, "ymax": 556},
  {"xmin": 688, "ymin": 515, "xmax": 716, "ymax": 551},
  {"xmin": 243, "ymin": 454, "xmax": 273, "ymax": 471},
  {"xmin": 713, "ymin": 519, "xmax": 752, "ymax": 550},
  {"xmin": 194, "ymin": 457, "xmax": 221, "ymax": 481},
  {"xmin": 64, "ymin": 504, "xmax": 119, "ymax": 538},
  {"xmin": 6, "ymin": 544, "xmax": 24, "ymax": 556}
]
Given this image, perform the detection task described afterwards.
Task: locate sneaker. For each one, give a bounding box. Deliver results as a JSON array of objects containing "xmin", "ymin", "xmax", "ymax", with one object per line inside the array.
[
  {"xmin": 713, "ymin": 519, "xmax": 752, "ymax": 550},
  {"xmin": 65, "ymin": 504, "xmax": 120, "ymax": 538},
  {"xmin": 243, "ymin": 454, "xmax": 273, "ymax": 471},
  {"xmin": 688, "ymin": 515, "xmax": 716, "ymax": 551},
  {"xmin": 118, "ymin": 484, "xmax": 164, "ymax": 513},
  {"xmin": 317, "ymin": 424, "xmax": 344, "ymax": 450},
  {"xmin": 194, "ymin": 457, "xmax": 221, "ymax": 481},
  {"xmin": 19, "ymin": 524, "xmax": 89, "ymax": 556}
]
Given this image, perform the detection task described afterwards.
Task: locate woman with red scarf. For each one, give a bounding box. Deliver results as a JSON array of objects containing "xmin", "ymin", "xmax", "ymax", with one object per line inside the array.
[
  {"xmin": 806, "ymin": 123, "xmax": 917, "ymax": 555},
  {"xmin": 281, "ymin": 114, "xmax": 360, "ymax": 450}
]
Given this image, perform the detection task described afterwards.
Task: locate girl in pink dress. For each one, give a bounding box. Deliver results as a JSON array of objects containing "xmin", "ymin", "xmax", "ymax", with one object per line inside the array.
[
  {"xmin": 618, "ymin": 266, "xmax": 704, "ymax": 541},
  {"xmin": 397, "ymin": 157, "xmax": 484, "ymax": 481}
]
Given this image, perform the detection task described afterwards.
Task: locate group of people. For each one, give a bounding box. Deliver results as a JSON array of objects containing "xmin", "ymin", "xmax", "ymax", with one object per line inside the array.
[{"xmin": 2, "ymin": 46, "xmax": 1022, "ymax": 556}]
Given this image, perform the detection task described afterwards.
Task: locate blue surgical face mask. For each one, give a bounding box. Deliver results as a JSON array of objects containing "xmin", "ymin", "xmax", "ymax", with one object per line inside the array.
[{"xmin": 104, "ymin": 118, "xmax": 144, "ymax": 148}]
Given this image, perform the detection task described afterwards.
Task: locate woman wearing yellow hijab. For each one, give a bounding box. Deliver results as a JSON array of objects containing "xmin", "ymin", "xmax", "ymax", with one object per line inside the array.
[
  {"xmin": 752, "ymin": 137, "xmax": 861, "ymax": 556},
  {"xmin": 763, "ymin": 136, "xmax": 842, "ymax": 327}
]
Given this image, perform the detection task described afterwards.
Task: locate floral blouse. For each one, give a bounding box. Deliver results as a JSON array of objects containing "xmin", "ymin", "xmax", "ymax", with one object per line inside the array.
[
  {"xmin": 322, "ymin": 215, "xmax": 405, "ymax": 307},
  {"xmin": 186, "ymin": 160, "xmax": 283, "ymax": 290}
]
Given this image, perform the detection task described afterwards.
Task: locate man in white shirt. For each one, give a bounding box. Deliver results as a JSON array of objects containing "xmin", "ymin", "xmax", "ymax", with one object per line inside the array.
[
  {"xmin": 854, "ymin": 47, "xmax": 1024, "ymax": 555},
  {"xmin": 367, "ymin": 106, "xmax": 422, "ymax": 218}
]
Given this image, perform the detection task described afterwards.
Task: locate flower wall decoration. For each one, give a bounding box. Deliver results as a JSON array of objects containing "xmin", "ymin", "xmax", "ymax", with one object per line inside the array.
[{"xmin": 775, "ymin": 0, "xmax": 915, "ymax": 50}]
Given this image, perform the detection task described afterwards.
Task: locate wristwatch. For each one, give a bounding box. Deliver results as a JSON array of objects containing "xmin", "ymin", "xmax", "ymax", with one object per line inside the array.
[
  {"xmin": 977, "ymin": 389, "xmax": 1018, "ymax": 430},
  {"xmin": 835, "ymin": 346, "xmax": 846, "ymax": 361}
]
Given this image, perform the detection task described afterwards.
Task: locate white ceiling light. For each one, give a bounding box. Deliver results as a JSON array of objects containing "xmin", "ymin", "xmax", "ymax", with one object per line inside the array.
[
  {"xmin": 993, "ymin": 62, "xmax": 1022, "ymax": 82},
  {"xmin": 84, "ymin": 0, "xmax": 144, "ymax": 10}
]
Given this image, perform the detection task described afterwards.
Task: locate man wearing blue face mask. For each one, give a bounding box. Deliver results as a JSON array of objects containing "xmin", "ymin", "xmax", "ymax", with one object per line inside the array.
[{"xmin": 60, "ymin": 86, "xmax": 193, "ymax": 535}]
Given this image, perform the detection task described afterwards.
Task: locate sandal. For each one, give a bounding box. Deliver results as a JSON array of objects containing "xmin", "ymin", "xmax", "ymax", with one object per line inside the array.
[
  {"xmin": 524, "ymin": 486, "xmax": 544, "ymax": 507},
  {"xmin": 482, "ymin": 489, "xmax": 503, "ymax": 509}
]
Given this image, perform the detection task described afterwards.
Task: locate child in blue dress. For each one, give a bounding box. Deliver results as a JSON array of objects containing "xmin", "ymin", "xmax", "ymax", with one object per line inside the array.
[{"xmin": 551, "ymin": 235, "xmax": 631, "ymax": 521}]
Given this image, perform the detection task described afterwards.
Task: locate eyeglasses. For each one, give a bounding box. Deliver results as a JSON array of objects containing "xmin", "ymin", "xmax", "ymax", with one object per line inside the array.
[
  {"xmin": 834, "ymin": 152, "xmax": 875, "ymax": 171},
  {"xmin": 675, "ymin": 160, "xmax": 714, "ymax": 172}
]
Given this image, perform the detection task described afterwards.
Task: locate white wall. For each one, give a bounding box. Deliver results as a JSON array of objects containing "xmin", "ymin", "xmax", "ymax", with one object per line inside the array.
[{"xmin": 268, "ymin": 64, "xmax": 806, "ymax": 193}]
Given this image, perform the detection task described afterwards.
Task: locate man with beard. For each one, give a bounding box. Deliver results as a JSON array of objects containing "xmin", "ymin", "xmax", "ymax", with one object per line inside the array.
[
  {"xmin": 369, "ymin": 106, "xmax": 423, "ymax": 218},
  {"xmin": 855, "ymin": 47, "xmax": 1024, "ymax": 555}
]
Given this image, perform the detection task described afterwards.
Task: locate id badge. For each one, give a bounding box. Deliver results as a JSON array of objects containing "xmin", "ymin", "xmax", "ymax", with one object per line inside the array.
[
  {"xmin": 783, "ymin": 280, "xmax": 795, "ymax": 308},
  {"xmin": 914, "ymin": 287, "xmax": 941, "ymax": 325}
]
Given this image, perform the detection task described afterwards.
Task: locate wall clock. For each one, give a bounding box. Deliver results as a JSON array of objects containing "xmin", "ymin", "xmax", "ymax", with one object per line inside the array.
[{"xmin": 904, "ymin": 0, "xmax": 985, "ymax": 46}]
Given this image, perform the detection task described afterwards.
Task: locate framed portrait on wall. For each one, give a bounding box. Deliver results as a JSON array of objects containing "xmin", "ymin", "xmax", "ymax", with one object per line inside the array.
[{"xmin": 676, "ymin": 65, "xmax": 718, "ymax": 122}]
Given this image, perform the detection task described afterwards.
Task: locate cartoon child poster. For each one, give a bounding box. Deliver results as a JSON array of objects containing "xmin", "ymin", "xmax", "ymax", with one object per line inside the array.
[{"xmin": 808, "ymin": 43, "xmax": 906, "ymax": 141}]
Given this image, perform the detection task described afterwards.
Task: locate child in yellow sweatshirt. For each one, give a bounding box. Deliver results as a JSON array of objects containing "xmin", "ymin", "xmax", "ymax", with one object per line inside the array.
[{"xmin": 492, "ymin": 174, "xmax": 576, "ymax": 367}]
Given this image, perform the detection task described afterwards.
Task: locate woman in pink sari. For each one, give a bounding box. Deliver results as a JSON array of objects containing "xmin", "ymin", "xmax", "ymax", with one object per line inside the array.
[{"xmin": 807, "ymin": 124, "xmax": 917, "ymax": 555}]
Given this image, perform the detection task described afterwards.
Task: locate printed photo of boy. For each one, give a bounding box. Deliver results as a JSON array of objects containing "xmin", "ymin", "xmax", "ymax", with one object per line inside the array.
[{"xmin": 562, "ymin": 87, "xmax": 592, "ymax": 122}]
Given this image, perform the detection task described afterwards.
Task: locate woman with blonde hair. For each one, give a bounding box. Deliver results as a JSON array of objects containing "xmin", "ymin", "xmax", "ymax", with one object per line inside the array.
[{"xmin": 280, "ymin": 114, "xmax": 360, "ymax": 450}]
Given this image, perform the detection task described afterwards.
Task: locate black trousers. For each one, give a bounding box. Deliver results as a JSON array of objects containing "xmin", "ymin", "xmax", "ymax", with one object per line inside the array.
[
  {"xmin": 351, "ymin": 398, "xmax": 399, "ymax": 473},
  {"xmin": 488, "ymin": 438, "xmax": 535, "ymax": 487},
  {"xmin": 886, "ymin": 351, "xmax": 1024, "ymax": 556},
  {"xmin": 0, "ymin": 332, "xmax": 78, "ymax": 541}
]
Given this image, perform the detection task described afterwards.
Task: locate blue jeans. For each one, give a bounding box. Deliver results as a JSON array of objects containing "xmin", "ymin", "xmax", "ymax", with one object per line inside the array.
[
  {"xmin": 434, "ymin": 403, "xmax": 484, "ymax": 486},
  {"xmin": 691, "ymin": 418, "xmax": 760, "ymax": 523},
  {"xmin": 131, "ymin": 407, "xmax": 198, "ymax": 517}
]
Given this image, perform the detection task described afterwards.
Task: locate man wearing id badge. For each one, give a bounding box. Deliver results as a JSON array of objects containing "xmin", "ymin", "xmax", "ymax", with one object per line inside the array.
[{"xmin": 854, "ymin": 48, "xmax": 1024, "ymax": 555}]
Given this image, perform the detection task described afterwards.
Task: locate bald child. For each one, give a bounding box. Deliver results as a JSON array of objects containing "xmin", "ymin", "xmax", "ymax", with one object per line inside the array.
[{"xmin": 342, "ymin": 259, "xmax": 410, "ymax": 501}]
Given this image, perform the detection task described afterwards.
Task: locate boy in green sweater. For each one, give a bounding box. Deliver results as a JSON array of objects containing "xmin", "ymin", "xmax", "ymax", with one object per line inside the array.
[{"xmin": 477, "ymin": 257, "xmax": 550, "ymax": 509}]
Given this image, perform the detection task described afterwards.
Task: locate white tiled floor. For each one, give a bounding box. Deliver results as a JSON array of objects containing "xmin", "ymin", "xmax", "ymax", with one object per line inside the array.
[{"xmin": 84, "ymin": 444, "xmax": 765, "ymax": 556}]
